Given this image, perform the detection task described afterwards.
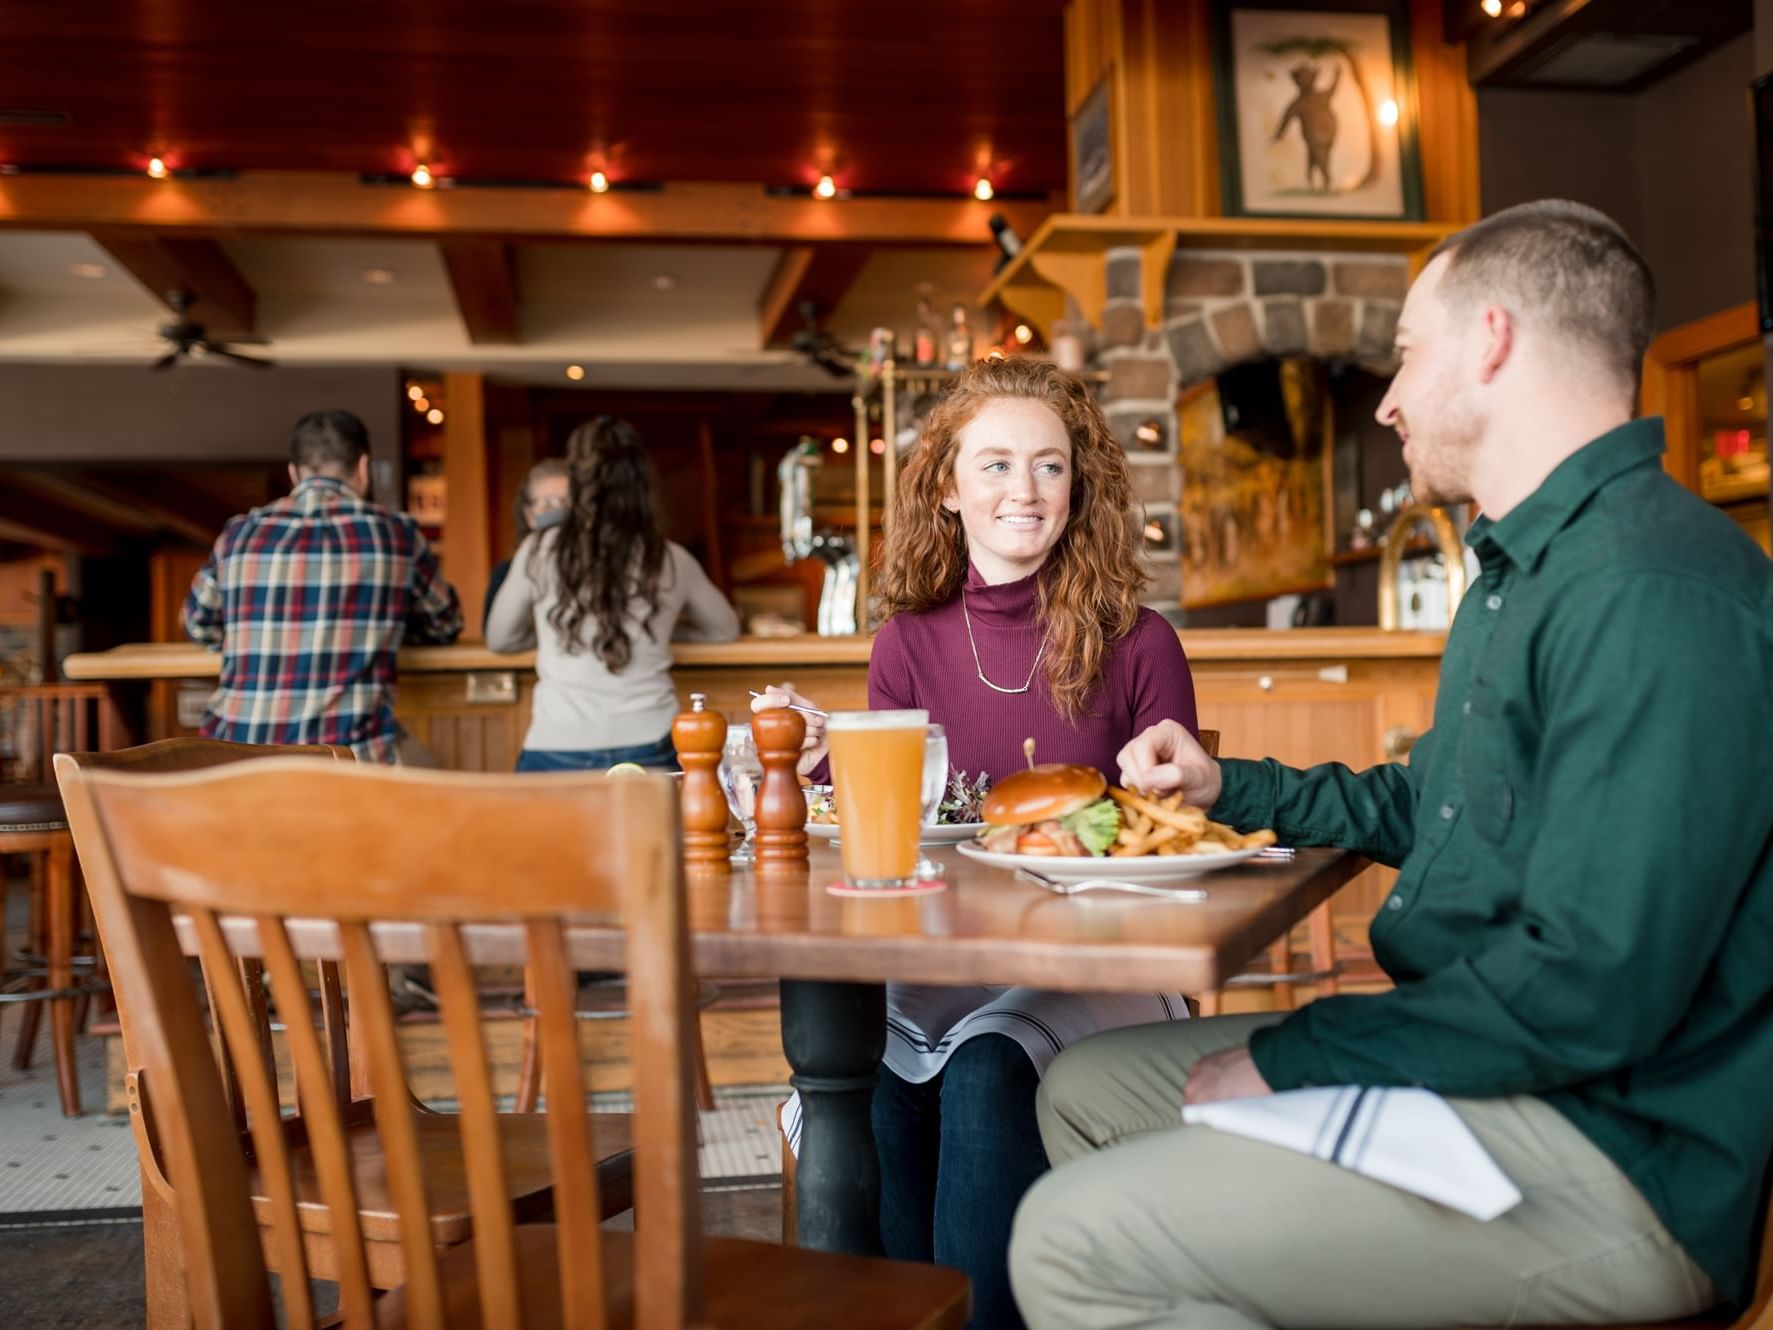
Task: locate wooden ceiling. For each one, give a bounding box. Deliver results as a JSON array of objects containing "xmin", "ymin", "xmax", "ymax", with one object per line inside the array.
[{"xmin": 0, "ymin": 1, "xmax": 1069, "ymax": 197}]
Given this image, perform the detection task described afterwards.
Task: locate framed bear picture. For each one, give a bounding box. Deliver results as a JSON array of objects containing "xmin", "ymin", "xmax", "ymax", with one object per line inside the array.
[{"xmin": 1212, "ymin": 0, "xmax": 1424, "ymax": 221}]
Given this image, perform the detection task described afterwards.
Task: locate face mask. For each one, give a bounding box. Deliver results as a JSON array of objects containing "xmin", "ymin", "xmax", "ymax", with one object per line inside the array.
[{"xmin": 531, "ymin": 506, "xmax": 568, "ymax": 531}]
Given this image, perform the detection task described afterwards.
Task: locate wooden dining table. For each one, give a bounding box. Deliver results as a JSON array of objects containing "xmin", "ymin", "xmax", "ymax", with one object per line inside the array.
[{"xmin": 203, "ymin": 840, "xmax": 1368, "ymax": 1256}]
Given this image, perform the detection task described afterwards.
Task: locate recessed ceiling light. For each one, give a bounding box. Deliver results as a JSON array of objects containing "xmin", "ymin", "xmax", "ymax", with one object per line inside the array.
[
  {"xmin": 1481, "ymin": 0, "xmax": 1501, "ymax": 15},
  {"xmin": 146, "ymin": 156, "xmax": 169, "ymax": 179},
  {"xmin": 1013, "ymin": 323, "xmax": 1033, "ymax": 345},
  {"xmin": 813, "ymin": 175, "xmax": 837, "ymax": 201},
  {"xmin": 363, "ymin": 268, "xmax": 397, "ymax": 285},
  {"xmin": 973, "ymin": 177, "xmax": 994, "ymax": 202},
  {"xmin": 406, "ymin": 383, "xmax": 424, "ymax": 400},
  {"xmin": 426, "ymin": 407, "xmax": 444, "ymax": 425},
  {"xmin": 652, "ymin": 274, "xmax": 677, "ymax": 292},
  {"xmin": 831, "ymin": 437, "xmax": 850, "ymax": 454},
  {"xmin": 410, "ymin": 163, "xmax": 434, "ymax": 189},
  {"xmin": 588, "ymin": 170, "xmax": 609, "ymax": 193},
  {"xmin": 565, "ymin": 364, "xmax": 585, "ymax": 381},
  {"xmin": 1378, "ymin": 99, "xmax": 1400, "ymax": 126},
  {"xmin": 69, "ymin": 262, "xmax": 108, "ymax": 280}
]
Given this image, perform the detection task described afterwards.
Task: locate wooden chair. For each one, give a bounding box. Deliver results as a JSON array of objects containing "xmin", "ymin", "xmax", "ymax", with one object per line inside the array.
[
  {"xmin": 58, "ymin": 757, "xmax": 970, "ymax": 1330},
  {"xmin": 55, "ymin": 738, "xmax": 636, "ymax": 1330},
  {"xmin": 0, "ymin": 683, "xmax": 122, "ymax": 1113}
]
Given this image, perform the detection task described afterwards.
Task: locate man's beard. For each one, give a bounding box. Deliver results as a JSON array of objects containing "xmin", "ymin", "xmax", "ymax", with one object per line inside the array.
[{"xmin": 1398, "ymin": 385, "xmax": 1478, "ymax": 507}]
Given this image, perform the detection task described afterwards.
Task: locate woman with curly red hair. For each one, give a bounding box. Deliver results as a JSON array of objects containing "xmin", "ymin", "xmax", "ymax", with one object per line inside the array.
[{"xmin": 757, "ymin": 357, "xmax": 1198, "ymax": 1330}]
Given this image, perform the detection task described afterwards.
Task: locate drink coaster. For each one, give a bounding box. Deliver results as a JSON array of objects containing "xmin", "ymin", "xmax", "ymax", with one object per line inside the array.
[{"xmin": 825, "ymin": 877, "xmax": 948, "ymax": 898}]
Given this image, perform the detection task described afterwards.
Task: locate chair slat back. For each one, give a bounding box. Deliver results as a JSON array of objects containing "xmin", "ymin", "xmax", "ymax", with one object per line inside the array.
[
  {"xmin": 59, "ymin": 740, "xmax": 358, "ymax": 1128},
  {"xmin": 1198, "ymin": 728, "xmax": 1221, "ymax": 759},
  {"xmin": 56, "ymin": 758, "xmax": 698, "ymax": 1330},
  {"xmin": 2, "ymin": 683, "xmax": 122, "ymax": 783}
]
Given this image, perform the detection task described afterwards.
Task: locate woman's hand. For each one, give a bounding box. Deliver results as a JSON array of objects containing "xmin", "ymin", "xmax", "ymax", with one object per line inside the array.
[
  {"xmin": 1117, "ymin": 719, "xmax": 1223, "ymax": 809},
  {"xmin": 749, "ymin": 683, "xmax": 829, "ymax": 775}
]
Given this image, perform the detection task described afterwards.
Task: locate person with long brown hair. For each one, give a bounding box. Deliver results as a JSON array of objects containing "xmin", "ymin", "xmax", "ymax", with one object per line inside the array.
[
  {"xmin": 487, "ymin": 415, "xmax": 738, "ymax": 771},
  {"xmin": 756, "ymin": 357, "xmax": 1198, "ymax": 1330}
]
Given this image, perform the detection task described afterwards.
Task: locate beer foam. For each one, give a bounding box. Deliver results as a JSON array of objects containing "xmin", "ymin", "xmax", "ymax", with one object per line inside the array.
[{"xmin": 825, "ymin": 708, "xmax": 929, "ymax": 731}]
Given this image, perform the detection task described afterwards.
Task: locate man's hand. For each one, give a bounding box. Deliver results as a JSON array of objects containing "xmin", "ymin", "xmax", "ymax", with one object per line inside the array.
[
  {"xmin": 749, "ymin": 683, "xmax": 829, "ymax": 774},
  {"xmin": 1117, "ymin": 720, "xmax": 1223, "ymax": 808},
  {"xmin": 1182, "ymin": 1046, "xmax": 1272, "ymax": 1107}
]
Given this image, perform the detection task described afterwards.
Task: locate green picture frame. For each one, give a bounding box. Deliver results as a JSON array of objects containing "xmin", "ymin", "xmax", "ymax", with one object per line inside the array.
[{"xmin": 1212, "ymin": 0, "xmax": 1425, "ymax": 222}]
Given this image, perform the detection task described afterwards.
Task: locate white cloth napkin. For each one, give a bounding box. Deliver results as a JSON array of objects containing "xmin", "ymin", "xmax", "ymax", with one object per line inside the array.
[{"xmin": 1182, "ymin": 1086, "xmax": 1523, "ymax": 1221}]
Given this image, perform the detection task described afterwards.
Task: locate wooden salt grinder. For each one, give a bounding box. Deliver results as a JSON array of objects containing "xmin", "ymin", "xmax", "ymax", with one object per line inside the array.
[
  {"xmin": 751, "ymin": 705, "xmax": 809, "ymax": 866},
  {"xmin": 672, "ymin": 692, "xmax": 731, "ymax": 867}
]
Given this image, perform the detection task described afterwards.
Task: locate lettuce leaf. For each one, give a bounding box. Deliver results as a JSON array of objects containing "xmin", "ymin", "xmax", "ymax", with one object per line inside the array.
[{"xmin": 1059, "ymin": 798, "xmax": 1121, "ymax": 856}]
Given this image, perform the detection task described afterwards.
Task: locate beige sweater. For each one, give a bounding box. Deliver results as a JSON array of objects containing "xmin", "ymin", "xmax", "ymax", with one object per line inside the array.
[{"xmin": 485, "ymin": 531, "xmax": 739, "ymax": 751}]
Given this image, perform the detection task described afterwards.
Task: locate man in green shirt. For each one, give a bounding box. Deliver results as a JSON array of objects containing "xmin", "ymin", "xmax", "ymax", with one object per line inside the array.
[{"xmin": 1009, "ymin": 200, "xmax": 1773, "ymax": 1330}]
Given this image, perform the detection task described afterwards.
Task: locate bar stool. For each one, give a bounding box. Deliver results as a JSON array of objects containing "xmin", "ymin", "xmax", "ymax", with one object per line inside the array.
[{"xmin": 0, "ymin": 784, "xmax": 106, "ymax": 1115}]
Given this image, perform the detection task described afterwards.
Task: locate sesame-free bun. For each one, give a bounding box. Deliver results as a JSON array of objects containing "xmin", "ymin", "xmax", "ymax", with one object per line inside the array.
[{"xmin": 981, "ymin": 764, "xmax": 1107, "ymax": 826}]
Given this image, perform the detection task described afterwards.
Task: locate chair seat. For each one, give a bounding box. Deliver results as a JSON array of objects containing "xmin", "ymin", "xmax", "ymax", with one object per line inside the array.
[
  {"xmin": 248, "ymin": 1110, "xmax": 634, "ymax": 1248},
  {"xmin": 0, "ymin": 784, "xmax": 67, "ymax": 832},
  {"xmin": 376, "ymin": 1224, "xmax": 971, "ymax": 1330}
]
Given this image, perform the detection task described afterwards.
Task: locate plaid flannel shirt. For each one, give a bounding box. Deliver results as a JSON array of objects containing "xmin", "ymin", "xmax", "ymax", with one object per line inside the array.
[{"xmin": 182, "ymin": 476, "xmax": 462, "ymax": 763}]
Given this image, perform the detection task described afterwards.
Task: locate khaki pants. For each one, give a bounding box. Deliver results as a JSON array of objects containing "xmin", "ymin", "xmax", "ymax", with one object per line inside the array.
[{"xmin": 1009, "ymin": 1015, "xmax": 1717, "ymax": 1330}]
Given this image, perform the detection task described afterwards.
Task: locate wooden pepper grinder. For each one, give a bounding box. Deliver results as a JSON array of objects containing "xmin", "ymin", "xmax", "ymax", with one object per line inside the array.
[
  {"xmin": 672, "ymin": 692, "xmax": 731, "ymax": 867},
  {"xmin": 751, "ymin": 705, "xmax": 809, "ymax": 867}
]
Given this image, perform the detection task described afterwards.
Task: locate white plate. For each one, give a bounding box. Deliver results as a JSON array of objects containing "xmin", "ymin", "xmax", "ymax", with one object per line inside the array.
[
  {"xmin": 805, "ymin": 821, "xmax": 988, "ymax": 847},
  {"xmin": 953, "ymin": 840, "xmax": 1265, "ymax": 882}
]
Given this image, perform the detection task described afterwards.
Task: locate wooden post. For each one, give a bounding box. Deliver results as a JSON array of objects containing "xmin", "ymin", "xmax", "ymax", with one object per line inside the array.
[{"xmin": 441, "ymin": 371, "xmax": 492, "ymax": 634}]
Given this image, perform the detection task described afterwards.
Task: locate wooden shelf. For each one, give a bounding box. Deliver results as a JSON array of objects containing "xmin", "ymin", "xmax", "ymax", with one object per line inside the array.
[{"xmin": 979, "ymin": 214, "xmax": 1454, "ymax": 342}]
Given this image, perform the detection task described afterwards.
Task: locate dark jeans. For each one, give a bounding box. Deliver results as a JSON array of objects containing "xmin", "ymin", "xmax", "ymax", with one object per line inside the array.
[
  {"xmin": 514, "ymin": 735, "xmax": 677, "ymax": 772},
  {"xmin": 873, "ymin": 1034, "xmax": 1048, "ymax": 1330}
]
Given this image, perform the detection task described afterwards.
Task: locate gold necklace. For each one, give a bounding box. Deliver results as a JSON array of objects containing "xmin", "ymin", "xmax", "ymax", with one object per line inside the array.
[{"xmin": 961, "ymin": 590, "xmax": 1047, "ymax": 695}]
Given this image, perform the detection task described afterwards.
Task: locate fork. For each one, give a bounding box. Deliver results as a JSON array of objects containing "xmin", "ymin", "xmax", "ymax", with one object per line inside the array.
[{"xmin": 1015, "ymin": 867, "xmax": 1208, "ymax": 902}]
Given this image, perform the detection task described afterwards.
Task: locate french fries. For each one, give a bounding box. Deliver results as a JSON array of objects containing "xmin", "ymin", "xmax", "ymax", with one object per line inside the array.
[{"xmin": 1105, "ymin": 786, "xmax": 1277, "ymax": 857}]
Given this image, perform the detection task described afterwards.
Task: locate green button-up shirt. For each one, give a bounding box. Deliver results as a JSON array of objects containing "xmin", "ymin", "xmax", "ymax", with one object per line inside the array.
[{"xmin": 1218, "ymin": 419, "xmax": 1773, "ymax": 1304}]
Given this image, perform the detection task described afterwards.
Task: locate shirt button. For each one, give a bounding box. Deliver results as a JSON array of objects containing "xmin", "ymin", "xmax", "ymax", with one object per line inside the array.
[
  {"xmin": 1386, "ymin": 895, "xmax": 1404, "ymax": 911},
  {"xmin": 1440, "ymin": 803, "xmax": 1455, "ymax": 820},
  {"xmin": 1485, "ymin": 593, "xmax": 1503, "ymax": 611},
  {"xmin": 1462, "ymin": 700, "xmax": 1472, "ymax": 715}
]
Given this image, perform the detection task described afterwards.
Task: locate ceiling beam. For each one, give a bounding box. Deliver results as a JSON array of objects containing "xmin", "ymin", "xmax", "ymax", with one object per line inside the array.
[
  {"xmin": 758, "ymin": 245, "xmax": 871, "ymax": 349},
  {"xmin": 8, "ymin": 471, "xmax": 215, "ymax": 546},
  {"xmin": 0, "ymin": 482, "xmax": 116, "ymax": 553},
  {"xmin": 1, "ymin": 173, "xmax": 1049, "ymax": 248},
  {"xmin": 439, "ymin": 239, "xmax": 521, "ymax": 344},
  {"xmin": 88, "ymin": 229, "xmax": 257, "ymax": 340}
]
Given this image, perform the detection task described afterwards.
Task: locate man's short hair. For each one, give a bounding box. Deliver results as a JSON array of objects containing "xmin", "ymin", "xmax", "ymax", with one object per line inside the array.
[
  {"xmin": 1429, "ymin": 200, "xmax": 1656, "ymax": 396},
  {"xmin": 290, "ymin": 410, "xmax": 371, "ymax": 473}
]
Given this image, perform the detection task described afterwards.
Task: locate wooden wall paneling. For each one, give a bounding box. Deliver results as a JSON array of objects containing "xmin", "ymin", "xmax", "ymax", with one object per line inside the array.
[
  {"xmin": 441, "ymin": 372, "xmax": 493, "ymax": 633},
  {"xmin": 1410, "ymin": 0, "xmax": 1482, "ymax": 226},
  {"xmin": 485, "ymin": 383, "xmax": 540, "ymax": 583}
]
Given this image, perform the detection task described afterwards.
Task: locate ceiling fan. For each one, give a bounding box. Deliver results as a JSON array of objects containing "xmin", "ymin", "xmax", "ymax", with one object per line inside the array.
[
  {"xmin": 151, "ymin": 291, "xmax": 274, "ymax": 370},
  {"xmin": 788, "ymin": 300, "xmax": 856, "ymax": 379}
]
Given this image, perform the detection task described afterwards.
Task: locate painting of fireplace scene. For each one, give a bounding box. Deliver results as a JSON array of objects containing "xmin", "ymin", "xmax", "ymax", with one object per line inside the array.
[{"xmin": 1180, "ymin": 358, "xmax": 1333, "ymax": 609}]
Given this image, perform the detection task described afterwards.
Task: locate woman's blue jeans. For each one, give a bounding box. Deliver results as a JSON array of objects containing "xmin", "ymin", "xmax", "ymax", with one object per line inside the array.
[
  {"xmin": 515, "ymin": 735, "xmax": 677, "ymax": 772},
  {"xmin": 872, "ymin": 1034, "xmax": 1048, "ymax": 1330}
]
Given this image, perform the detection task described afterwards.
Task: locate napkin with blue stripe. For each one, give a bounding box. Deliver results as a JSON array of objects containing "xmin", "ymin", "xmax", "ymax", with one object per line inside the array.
[{"xmin": 1182, "ymin": 1086, "xmax": 1523, "ymax": 1221}]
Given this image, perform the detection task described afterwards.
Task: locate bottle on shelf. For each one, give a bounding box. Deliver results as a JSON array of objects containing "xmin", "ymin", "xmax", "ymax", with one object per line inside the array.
[
  {"xmin": 912, "ymin": 296, "xmax": 939, "ymax": 369},
  {"xmin": 944, "ymin": 303, "xmax": 974, "ymax": 372}
]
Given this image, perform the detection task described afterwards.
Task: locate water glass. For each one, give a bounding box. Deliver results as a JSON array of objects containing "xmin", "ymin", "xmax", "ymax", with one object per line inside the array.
[
  {"xmin": 916, "ymin": 724, "xmax": 948, "ymax": 877},
  {"xmin": 719, "ymin": 723, "xmax": 762, "ymax": 866}
]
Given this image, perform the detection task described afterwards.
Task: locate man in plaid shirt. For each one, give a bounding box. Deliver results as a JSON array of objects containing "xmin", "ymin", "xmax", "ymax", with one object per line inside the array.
[{"xmin": 183, "ymin": 410, "xmax": 463, "ymax": 763}]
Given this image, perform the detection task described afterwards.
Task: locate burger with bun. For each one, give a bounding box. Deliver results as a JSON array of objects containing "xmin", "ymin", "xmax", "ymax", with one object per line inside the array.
[{"xmin": 979, "ymin": 763, "xmax": 1121, "ymax": 857}]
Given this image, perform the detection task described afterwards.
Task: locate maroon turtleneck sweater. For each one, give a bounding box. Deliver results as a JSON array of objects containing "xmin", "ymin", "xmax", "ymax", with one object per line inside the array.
[{"xmin": 864, "ymin": 563, "xmax": 1197, "ymax": 784}]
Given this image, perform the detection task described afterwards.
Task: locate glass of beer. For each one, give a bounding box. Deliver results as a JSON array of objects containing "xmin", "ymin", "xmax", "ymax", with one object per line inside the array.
[{"xmin": 826, "ymin": 708, "xmax": 929, "ymax": 888}]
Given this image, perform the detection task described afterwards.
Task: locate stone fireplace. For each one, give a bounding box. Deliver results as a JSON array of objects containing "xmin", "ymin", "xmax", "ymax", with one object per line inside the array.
[{"xmin": 1094, "ymin": 243, "xmax": 1412, "ymax": 613}]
